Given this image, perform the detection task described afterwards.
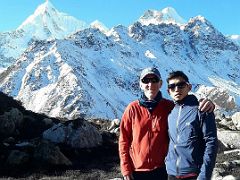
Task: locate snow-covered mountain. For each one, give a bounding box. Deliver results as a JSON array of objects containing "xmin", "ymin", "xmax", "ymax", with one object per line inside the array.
[
  {"xmin": 228, "ymin": 34, "xmax": 240, "ymax": 46},
  {"xmin": 0, "ymin": 1, "xmax": 88, "ymax": 68},
  {"xmin": 0, "ymin": 2, "xmax": 239, "ymax": 120},
  {"xmin": 138, "ymin": 7, "xmax": 186, "ymax": 26},
  {"xmin": 90, "ymin": 20, "xmax": 109, "ymax": 34}
]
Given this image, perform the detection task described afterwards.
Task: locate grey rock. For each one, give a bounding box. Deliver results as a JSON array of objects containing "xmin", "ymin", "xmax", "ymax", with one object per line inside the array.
[
  {"xmin": 232, "ymin": 112, "xmax": 240, "ymax": 130},
  {"xmin": 6, "ymin": 150, "xmax": 30, "ymax": 166},
  {"xmin": 33, "ymin": 140, "xmax": 72, "ymax": 166},
  {"xmin": 218, "ymin": 130, "xmax": 240, "ymax": 149},
  {"xmin": 43, "ymin": 119, "xmax": 102, "ymax": 148}
]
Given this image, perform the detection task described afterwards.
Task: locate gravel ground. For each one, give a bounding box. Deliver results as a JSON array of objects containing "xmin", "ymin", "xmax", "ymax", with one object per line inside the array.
[
  {"xmin": 1, "ymin": 146, "xmax": 239, "ymax": 180},
  {"xmin": 0, "ymin": 119, "xmax": 239, "ymax": 180},
  {"xmin": 0, "ymin": 141, "xmax": 122, "ymax": 180},
  {"xmin": 215, "ymin": 150, "xmax": 240, "ymax": 179}
]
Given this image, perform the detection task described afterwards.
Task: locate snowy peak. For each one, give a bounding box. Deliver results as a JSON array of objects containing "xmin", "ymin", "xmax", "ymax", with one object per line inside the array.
[
  {"xmin": 90, "ymin": 20, "xmax": 109, "ymax": 34},
  {"xmin": 188, "ymin": 15, "xmax": 208, "ymax": 25},
  {"xmin": 186, "ymin": 15, "xmax": 221, "ymax": 38},
  {"xmin": 17, "ymin": 0, "xmax": 88, "ymax": 40},
  {"xmin": 228, "ymin": 34, "xmax": 240, "ymax": 46},
  {"xmin": 33, "ymin": 0, "xmax": 56, "ymax": 16},
  {"xmin": 17, "ymin": 0, "xmax": 58, "ymax": 30},
  {"xmin": 0, "ymin": 0, "xmax": 89, "ymax": 68},
  {"xmin": 161, "ymin": 7, "xmax": 186, "ymax": 24},
  {"xmin": 138, "ymin": 7, "xmax": 186, "ymax": 26}
]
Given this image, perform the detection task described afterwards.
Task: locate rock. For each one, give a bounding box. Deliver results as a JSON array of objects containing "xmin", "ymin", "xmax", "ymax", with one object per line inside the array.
[
  {"xmin": 195, "ymin": 86, "xmax": 237, "ymax": 111},
  {"xmin": 212, "ymin": 167, "xmax": 225, "ymax": 180},
  {"xmin": 220, "ymin": 118, "xmax": 234, "ymax": 127},
  {"xmin": 214, "ymin": 110, "xmax": 225, "ymax": 121},
  {"xmin": 232, "ymin": 112, "xmax": 240, "ymax": 130},
  {"xmin": 218, "ymin": 140, "xmax": 229, "ymax": 153},
  {"xmin": 214, "ymin": 150, "xmax": 240, "ymax": 180},
  {"xmin": 217, "ymin": 130, "xmax": 240, "ymax": 149},
  {"xmin": 6, "ymin": 150, "xmax": 30, "ymax": 166},
  {"xmin": 0, "ymin": 108, "xmax": 24, "ymax": 137},
  {"xmin": 108, "ymin": 118, "xmax": 120, "ymax": 133},
  {"xmin": 2, "ymin": 137, "xmax": 15, "ymax": 144},
  {"xmin": 43, "ymin": 118, "xmax": 102, "ymax": 148},
  {"xmin": 19, "ymin": 115, "xmax": 54, "ymax": 138},
  {"xmin": 224, "ymin": 149, "xmax": 240, "ymax": 155},
  {"xmin": 8, "ymin": 108, "xmax": 24, "ymax": 127},
  {"xmin": 222, "ymin": 175, "xmax": 237, "ymax": 180},
  {"xmin": 42, "ymin": 118, "xmax": 54, "ymax": 127},
  {"xmin": 0, "ymin": 113, "xmax": 15, "ymax": 137},
  {"xmin": 33, "ymin": 140, "xmax": 72, "ymax": 166}
]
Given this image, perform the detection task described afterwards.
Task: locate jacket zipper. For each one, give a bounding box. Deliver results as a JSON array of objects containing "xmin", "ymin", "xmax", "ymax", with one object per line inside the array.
[
  {"xmin": 148, "ymin": 110, "xmax": 151, "ymax": 164},
  {"xmin": 176, "ymin": 105, "xmax": 182, "ymax": 175}
]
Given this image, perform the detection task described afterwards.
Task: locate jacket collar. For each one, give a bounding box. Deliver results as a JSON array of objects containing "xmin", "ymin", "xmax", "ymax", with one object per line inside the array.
[
  {"xmin": 139, "ymin": 91, "xmax": 162, "ymax": 111},
  {"xmin": 175, "ymin": 94, "xmax": 199, "ymax": 106}
]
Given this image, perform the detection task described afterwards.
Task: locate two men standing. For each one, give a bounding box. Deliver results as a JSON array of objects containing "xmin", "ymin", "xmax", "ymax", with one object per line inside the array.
[{"xmin": 119, "ymin": 67, "xmax": 217, "ymax": 180}]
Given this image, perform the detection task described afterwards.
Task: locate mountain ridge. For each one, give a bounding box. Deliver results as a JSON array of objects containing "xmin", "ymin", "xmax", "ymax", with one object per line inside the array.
[
  {"xmin": 0, "ymin": 1, "xmax": 239, "ymax": 119},
  {"xmin": 138, "ymin": 7, "xmax": 187, "ymax": 26}
]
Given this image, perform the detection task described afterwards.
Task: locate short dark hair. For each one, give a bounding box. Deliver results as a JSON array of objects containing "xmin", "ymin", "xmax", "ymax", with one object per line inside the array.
[{"xmin": 167, "ymin": 71, "xmax": 189, "ymax": 83}]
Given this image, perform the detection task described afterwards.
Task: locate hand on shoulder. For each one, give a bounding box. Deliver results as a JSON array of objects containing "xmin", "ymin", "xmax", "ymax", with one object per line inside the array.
[{"xmin": 199, "ymin": 98, "xmax": 215, "ymax": 113}]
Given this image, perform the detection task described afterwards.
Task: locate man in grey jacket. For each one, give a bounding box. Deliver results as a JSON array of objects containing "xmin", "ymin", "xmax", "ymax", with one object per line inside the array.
[{"xmin": 165, "ymin": 71, "xmax": 218, "ymax": 180}]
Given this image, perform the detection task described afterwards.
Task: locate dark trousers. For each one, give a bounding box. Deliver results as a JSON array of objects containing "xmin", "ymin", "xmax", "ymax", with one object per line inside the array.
[
  {"xmin": 132, "ymin": 167, "xmax": 167, "ymax": 180},
  {"xmin": 168, "ymin": 175, "xmax": 197, "ymax": 180}
]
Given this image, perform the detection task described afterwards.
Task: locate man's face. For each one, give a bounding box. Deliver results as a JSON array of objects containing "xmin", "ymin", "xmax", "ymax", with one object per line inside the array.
[
  {"xmin": 167, "ymin": 77, "xmax": 191, "ymax": 101},
  {"xmin": 140, "ymin": 74, "xmax": 162, "ymax": 100}
]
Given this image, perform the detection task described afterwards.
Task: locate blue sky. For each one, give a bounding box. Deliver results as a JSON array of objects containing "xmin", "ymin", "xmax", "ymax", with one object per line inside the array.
[{"xmin": 0, "ymin": 0, "xmax": 239, "ymax": 35}]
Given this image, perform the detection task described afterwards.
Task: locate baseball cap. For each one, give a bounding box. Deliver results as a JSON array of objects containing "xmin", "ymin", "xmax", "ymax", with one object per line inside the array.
[{"xmin": 140, "ymin": 67, "xmax": 161, "ymax": 80}]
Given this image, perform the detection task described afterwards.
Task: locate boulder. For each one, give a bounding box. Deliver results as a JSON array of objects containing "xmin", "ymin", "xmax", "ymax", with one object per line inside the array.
[
  {"xmin": 217, "ymin": 130, "xmax": 240, "ymax": 149},
  {"xmin": 231, "ymin": 112, "xmax": 240, "ymax": 130},
  {"xmin": 43, "ymin": 118, "xmax": 102, "ymax": 148},
  {"xmin": 33, "ymin": 140, "xmax": 72, "ymax": 166},
  {"xmin": 0, "ymin": 108, "xmax": 23, "ymax": 137},
  {"xmin": 6, "ymin": 150, "xmax": 30, "ymax": 166},
  {"xmin": 195, "ymin": 86, "xmax": 236, "ymax": 111}
]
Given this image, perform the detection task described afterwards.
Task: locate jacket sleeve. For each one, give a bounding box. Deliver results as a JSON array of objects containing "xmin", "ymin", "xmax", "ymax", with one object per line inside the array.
[
  {"xmin": 198, "ymin": 112, "xmax": 218, "ymax": 180},
  {"xmin": 119, "ymin": 104, "xmax": 134, "ymax": 176}
]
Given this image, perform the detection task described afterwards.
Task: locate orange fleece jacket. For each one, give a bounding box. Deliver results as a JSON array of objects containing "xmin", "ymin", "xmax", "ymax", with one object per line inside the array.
[{"xmin": 119, "ymin": 98, "xmax": 174, "ymax": 176}]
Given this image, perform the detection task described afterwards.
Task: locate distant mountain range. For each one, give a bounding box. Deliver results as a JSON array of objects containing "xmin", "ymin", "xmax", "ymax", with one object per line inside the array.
[
  {"xmin": 0, "ymin": 1, "xmax": 87, "ymax": 68},
  {"xmin": 0, "ymin": 1, "xmax": 239, "ymax": 119}
]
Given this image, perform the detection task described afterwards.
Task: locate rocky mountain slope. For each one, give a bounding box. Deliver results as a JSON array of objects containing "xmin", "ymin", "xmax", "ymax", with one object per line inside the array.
[{"xmin": 0, "ymin": 4, "xmax": 239, "ymax": 119}]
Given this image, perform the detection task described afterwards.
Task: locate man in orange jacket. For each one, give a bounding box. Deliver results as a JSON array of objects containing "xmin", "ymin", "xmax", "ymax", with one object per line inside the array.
[{"xmin": 119, "ymin": 67, "xmax": 214, "ymax": 180}]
